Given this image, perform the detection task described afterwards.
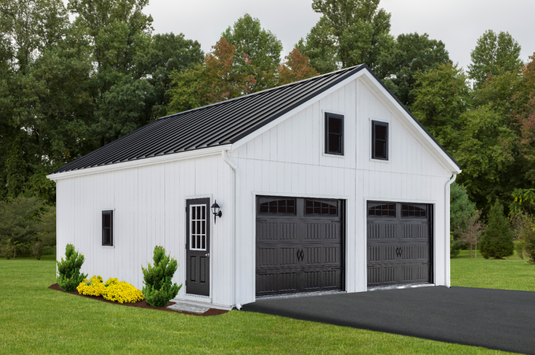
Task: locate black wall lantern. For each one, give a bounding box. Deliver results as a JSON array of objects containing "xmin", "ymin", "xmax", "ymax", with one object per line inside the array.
[{"xmin": 211, "ymin": 200, "xmax": 222, "ymax": 223}]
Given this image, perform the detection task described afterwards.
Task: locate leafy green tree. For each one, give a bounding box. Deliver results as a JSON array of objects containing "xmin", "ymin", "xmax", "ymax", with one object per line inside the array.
[
  {"xmin": 514, "ymin": 54, "xmax": 535, "ymax": 182},
  {"xmin": 480, "ymin": 202, "xmax": 514, "ymax": 259},
  {"xmin": 411, "ymin": 63, "xmax": 471, "ymax": 151},
  {"xmin": 0, "ymin": 196, "xmax": 46, "ymax": 245},
  {"xmin": 142, "ymin": 246, "xmax": 182, "ymax": 307},
  {"xmin": 450, "ymin": 182, "xmax": 477, "ymax": 256},
  {"xmin": 381, "ymin": 33, "xmax": 450, "ymax": 107},
  {"xmin": 473, "ymin": 69, "xmax": 523, "ymax": 117},
  {"xmin": 277, "ymin": 49, "xmax": 319, "ymax": 85},
  {"xmin": 0, "ymin": 0, "xmax": 79, "ymax": 202},
  {"xmin": 468, "ymin": 30, "xmax": 523, "ymax": 88},
  {"xmin": 36, "ymin": 205, "xmax": 56, "ymax": 247},
  {"xmin": 166, "ymin": 63, "xmax": 209, "ymax": 114},
  {"xmin": 306, "ymin": 0, "xmax": 394, "ymax": 76},
  {"xmin": 167, "ymin": 38, "xmax": 256, "ymax": 114},
  {"xmin": 135, "ymin": 33, "xmax": 204, "ymax": 119},
  {"xmin": 222, "ymin": 14, "xmax": 282, "ymax": 92},
  {"xmin": 455, "ymin": 106, "xmax": 519, "ymax": 213},
  {"xmin": 296, "ymin": 16, "xmax": 339, "ymax": 74}
]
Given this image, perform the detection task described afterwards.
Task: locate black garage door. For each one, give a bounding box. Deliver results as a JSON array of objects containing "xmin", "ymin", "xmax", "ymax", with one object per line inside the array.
[
  {"xmin": 256, "ymin": 196, "xmax": 344, "ymax": 296},
  {"xmin": 367, "ymin": 202, "xmax": 433, "ymax": 287}
]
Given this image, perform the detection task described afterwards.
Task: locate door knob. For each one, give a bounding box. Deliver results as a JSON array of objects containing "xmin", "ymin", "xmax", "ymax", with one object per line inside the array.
[{"xmin": 205, "ymin": 253, "xmax": 210, "ymax": 257}]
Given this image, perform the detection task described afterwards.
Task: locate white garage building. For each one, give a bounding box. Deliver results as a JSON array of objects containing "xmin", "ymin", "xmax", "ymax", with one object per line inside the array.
[{"xmin": 48, "ymin": 64, "xmax": 461, "ymax": 309}]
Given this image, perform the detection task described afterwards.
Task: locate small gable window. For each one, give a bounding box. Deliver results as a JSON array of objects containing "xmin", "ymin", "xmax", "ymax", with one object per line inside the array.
[
  {"xmin": 325, "ymin": 113, "xmax": 344, "ymax": 155},
  {"xmin": 372, "ymin": 121, "xmax": 388, "ymax": 160},
  {"xmin": 102, "ymin": 210, "xmax": 113, "ymax": 246}
]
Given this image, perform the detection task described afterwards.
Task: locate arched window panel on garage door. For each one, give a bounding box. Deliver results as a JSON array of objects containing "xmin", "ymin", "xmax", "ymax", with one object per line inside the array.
[
  {"xmin": 258, "ymin": 197, "xmax": 296, "ymax": 215},
  {"xmin": 305, "ymin": 199, "xmax": 338, "ymax": 216},
  {"xmin": 368, "ymin": 203, "xmax": 396, "ymax": 217},
  {"xmin": 401, "ymin": 204, "xmax": 427, "ymax": 218}
]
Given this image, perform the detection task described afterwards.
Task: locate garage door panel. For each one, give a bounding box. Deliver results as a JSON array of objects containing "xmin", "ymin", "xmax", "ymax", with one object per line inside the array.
[
  {"xmin": 368, "ymin": 223, "xmax": 396, "ymax": 239},
  {"xmin": 304, "ymin": 269, "xmax": 341, "ymax": 290},
  {"xmin": 367, "ymin": 202, "xmax": 432, "ymax": 287},
  {"xmin": 368, "ymin": 266, "xmax": 396, "ymax": 286},
  {"xmin": 401, "ymin": 223, "xmax": 428, "ymax": 239},
  {"xmin": 401, "ymin": 264, "xmax": 429, "ymax": 283},
  {"xmin": 306, "ymin": 222, "xmax": 340, "ymax": 240},
  {"xmin": 257, "ymin": 221, "xmax": 297, "ymax": 241},
  {"xmin": 256, "ymin": 197, "xmax": 344, "ymax": 296}
]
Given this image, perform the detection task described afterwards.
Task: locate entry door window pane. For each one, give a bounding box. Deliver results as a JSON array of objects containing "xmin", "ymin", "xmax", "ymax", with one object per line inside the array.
[{"xmin": 190, "ymin": 204, "xmax": 207, "ymax": 251}]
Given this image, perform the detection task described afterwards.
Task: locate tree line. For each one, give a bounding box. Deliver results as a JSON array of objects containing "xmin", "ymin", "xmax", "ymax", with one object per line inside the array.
[{"xmin": 1, "ymin": 0, "xmax": 534, "ymax": 259}]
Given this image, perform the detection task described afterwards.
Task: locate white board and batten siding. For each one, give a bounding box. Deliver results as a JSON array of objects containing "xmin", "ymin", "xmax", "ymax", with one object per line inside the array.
[
  {"xmin": 55, "ymin": 154, "xmax": 236, "ymax": 307},
  {"xmin": 53, "ymin": 69, "xmax": 458, "ymax": 309},
  {"xmin": 230, "ymin": 75, "xmax": 455, "ymax": 305}
]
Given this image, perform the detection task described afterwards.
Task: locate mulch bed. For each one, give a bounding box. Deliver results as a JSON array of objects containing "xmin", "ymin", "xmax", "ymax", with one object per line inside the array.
[{"xmin": 48, "ymin": 283, "xmax": 228, "ymax": 316}]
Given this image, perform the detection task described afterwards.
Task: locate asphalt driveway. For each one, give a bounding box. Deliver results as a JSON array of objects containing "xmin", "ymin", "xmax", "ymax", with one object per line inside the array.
[{"xmin": 242, "ymin": 286, "xmax": 535, "ymax": 354}]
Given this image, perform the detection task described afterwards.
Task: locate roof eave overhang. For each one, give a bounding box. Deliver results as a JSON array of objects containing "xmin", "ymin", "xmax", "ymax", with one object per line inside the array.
[{"xmin": 47, "ymin": 145, "xmax": 232, "ymax": 181}]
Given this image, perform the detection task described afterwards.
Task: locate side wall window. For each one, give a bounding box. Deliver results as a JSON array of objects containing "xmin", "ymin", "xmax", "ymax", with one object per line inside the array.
[
  {"xmin": 325, "ymin": 113, "xmax": 344, "ymax": 155},
  {"xmin": 102, "ymin": 210, "xmax": 113, "ymax": 246},
  {"xmin": 372, "ymin": 121, "xmax": 388, "ymax": 160}
]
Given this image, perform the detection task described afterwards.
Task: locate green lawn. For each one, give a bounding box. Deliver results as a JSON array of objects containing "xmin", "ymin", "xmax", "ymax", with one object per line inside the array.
[
  {"xmin": 451, "ymin": 249, "xmax": 535, "ymax": 291},
  {"xmin": 0, "ymin": 255, "xmax": 527, "ymax": 354}
]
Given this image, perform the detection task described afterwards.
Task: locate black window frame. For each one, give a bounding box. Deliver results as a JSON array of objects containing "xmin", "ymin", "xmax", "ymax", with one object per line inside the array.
[
  {"xmin": 325, "ymin": 112, "xmax": 344, "ymax": 156},
  {"xmin": 372, "ymin": 120, "xmax": 389, "ymax": 160},
  {"xmin": 258, "ymin": 197, "xmax": 297, "ymax": 215},
  {"xmin": 102, "ymin": 210, "xmax": 113, "ymax": 246}
]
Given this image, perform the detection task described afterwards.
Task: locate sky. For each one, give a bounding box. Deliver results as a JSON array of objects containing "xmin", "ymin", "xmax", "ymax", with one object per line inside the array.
[{"xmin": 145, "ymin": 0, "xmax": 535, "ymax": 71}]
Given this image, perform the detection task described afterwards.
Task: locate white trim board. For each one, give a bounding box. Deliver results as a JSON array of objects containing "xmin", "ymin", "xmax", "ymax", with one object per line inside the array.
[{"xmin": 47, "ymin": 145, "xmax": 231, "ymax": 181}]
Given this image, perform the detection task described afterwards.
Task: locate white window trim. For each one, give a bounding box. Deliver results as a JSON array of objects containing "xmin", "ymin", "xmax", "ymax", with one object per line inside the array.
[
  {"xmin": 369, "ymin": 117, "xmax": 391, "ymax": 164},
  {"xmin": 321, "ymin": 109, "xmax": 346, "ymax": 159},
  {"xmin": 101, "ymin": 208, "xmax": 115, "ymax": 248}
]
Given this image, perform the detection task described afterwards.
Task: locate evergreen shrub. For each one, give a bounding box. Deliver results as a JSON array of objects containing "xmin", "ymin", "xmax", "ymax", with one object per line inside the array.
[
  {"xmin": 480, "ymin": 202, "xmax": 514, "ymax": 259},
  {"xmin": 57, "ymin": 244, "xmax": 88, "ymax": 291},
  {"xmin": 142, "ymin": 246, "xmax": 182, "ymax": 307},
  {"xmin": 31, "ymin": 238, "xmax": 44, "ymax": 260}
]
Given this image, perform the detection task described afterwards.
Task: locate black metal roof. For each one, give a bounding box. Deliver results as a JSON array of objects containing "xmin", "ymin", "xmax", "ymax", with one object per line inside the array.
[{"xmin": 51, "ymin": 64, "xmax": 459, "ymax": 175}]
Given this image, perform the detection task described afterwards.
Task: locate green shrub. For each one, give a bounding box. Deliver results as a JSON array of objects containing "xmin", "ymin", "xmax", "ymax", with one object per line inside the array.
[
  {"xmin": 57, "ymin": 244, "xmax": 88, "ymax": 291},
  {"xmin": 0, "ymin": 239, "xmax": 15, "ymax": 259},
  {"xmin": 450, "ymin": 182, "xmax": 477, "ymax": 256},
  {"xmin": 480, "ymin": 202, "xmax": 514, "ymax": 259},
  {"xmin": 142, "ymin": 246, "xmax": 182, "ymax": 307},
  {"xmin": 31, "ymin": 238, "xmax": 44, "ymax": 260},
  {"xmin": 511, "ymin": 212, "xmax": 535, "ymax": 263}
]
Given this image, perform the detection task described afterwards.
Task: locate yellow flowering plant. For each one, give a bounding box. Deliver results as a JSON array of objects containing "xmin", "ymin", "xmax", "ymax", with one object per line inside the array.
[
  {"xmin": 77, "ymin": 275, "xmax": 106, "ymax": 296},
  {"xmin": 77, "ymin": 275, "xmax": 144, "ymax": 303}
]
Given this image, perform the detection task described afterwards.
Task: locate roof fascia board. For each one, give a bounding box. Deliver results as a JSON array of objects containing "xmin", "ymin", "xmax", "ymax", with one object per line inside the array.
[
  {"xmin": 231, "ymin": 69, "xmax": 367, "ymax": 151},
  {"xmin": 358, "ymin": 71, "xmax": 461, "ymax": 174},
  {"xmin": 47, "ymin": 145, "xmax": 231, "ymax": 181}
]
